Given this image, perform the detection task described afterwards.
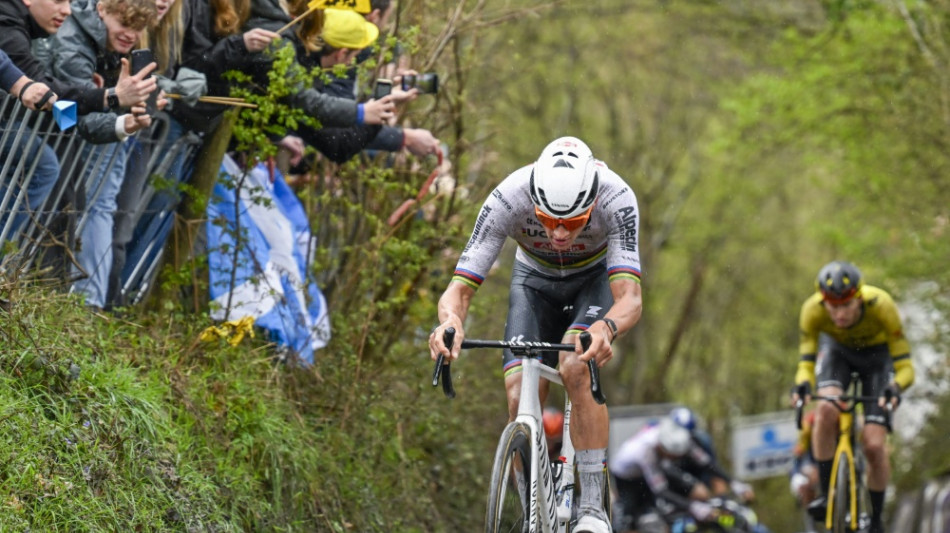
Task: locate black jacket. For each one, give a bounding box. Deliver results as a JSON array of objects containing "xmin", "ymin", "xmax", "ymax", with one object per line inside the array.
[{"xmin": 0, "ymin": 0, "xmax": 104, "ymax": 115}]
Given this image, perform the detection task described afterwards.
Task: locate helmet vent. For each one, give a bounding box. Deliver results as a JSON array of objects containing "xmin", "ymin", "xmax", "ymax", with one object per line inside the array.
[{"xmin": 553, "ymin": 158, "xmax": 574, "ymax": 169}]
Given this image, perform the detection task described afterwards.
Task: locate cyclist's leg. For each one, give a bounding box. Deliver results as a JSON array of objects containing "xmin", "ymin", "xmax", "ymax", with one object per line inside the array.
[
  {"xmin": 612, "ymin": 475, "xmax": 660, "ymax": 533},
  {"xmin": 503, "ymin": 262, "xmax": 570, "ymax": 422},
  {"xmin": 810, "ymin": 336, "xmax": 851, "ymax": 517},
  {"xmin": 559, "ymin": 265, "xmax": 612, "ymax": 531},
  {"xmin": 856, "ymin": 345, "xmax": 894, "ymax": 529}
]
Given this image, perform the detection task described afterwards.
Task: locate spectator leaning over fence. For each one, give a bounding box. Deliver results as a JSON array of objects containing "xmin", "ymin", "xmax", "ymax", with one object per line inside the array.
[
  {"xmin": 282, "ymin": 7, "xmax": 393, "ymax": 163},
  {"xmin": 49, "ymin": 0, "xmax": 159, "ymax": 310},
  {"xmin": 107, "ymin": 0, "xmax": 194, "ymax": 308},
  {"xmin": 175, "ymin": 0, "xmax": 280, "ymax": 133},
  {"xmin": 0, "ymin": 49, "xmax": 57, "ymax": 111},
  {"xmin": 264, "ymin": 6, "xmax": 426, "ymax": 165},
  {"xmin": 243, "ymin": 0, "xmax": 395, "ymax": 131},
  {"xmin": 0, "ymin": 48, "xmax": 59, "ymax": 242},
  {"xmin": 0, "ymin": 0, "xmax": 156, "ymax": 248},
  {"xmin": 322, "ymin": 0, "xmax": 440, "ymax": 161}
]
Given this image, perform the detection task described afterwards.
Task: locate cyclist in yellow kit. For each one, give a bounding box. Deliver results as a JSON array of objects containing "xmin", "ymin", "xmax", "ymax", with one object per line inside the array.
[{"xmin": 790, "ymin": 261, "xmax": 914, "ymax": 533}]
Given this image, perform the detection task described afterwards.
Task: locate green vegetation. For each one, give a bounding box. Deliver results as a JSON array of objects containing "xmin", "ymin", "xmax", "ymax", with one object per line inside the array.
[{"xmin": 1, "ymin": 1, "xmax": 949, "ymax": 531}]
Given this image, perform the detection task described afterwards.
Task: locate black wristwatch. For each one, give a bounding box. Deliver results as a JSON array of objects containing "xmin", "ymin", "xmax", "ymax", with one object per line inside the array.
[
  {"xmin": 106, "ymin": 87, "xmax": 120, "ymax": 110},
  {"xmin": 600, "ymin": 317, "xmax": 618, "ymax": 343}
]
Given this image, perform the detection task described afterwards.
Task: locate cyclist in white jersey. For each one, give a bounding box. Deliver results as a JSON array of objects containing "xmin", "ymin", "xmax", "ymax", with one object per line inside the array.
[
  {"xmin": 610, "ymin": 418, "xmax": 715, "ymax": 532},
  {"xmin": 429, "ymin": 136, "xmax": 643, "ymax": 533}
]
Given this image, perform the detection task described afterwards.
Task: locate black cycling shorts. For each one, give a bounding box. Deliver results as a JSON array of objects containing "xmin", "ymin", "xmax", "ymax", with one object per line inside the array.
[
  {"xmin": 612, "ymin": 475, "xmax": 656, "ymax": 529},
  {"xmin": 502, "ymin": 260, "xmax": 612, "ymax": 375},
  {"xmin": 815, "ymin": 334, "xmax": 894, "ymax": 426}
]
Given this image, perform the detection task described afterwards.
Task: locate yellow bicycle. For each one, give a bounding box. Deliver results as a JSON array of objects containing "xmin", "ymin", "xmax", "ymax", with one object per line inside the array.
[{"xmin": 796, "ymin": 378, "xmax": 892, "ymax": 533}]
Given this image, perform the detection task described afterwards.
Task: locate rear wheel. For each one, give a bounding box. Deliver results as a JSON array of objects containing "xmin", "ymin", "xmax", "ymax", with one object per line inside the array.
[
  {"xmin": 831, "ymin": 452, "xmax": 852, "ymax": 533},
  {"xmin": 486, "ymin": 422, "xmax": 533, "ymax": 533}
]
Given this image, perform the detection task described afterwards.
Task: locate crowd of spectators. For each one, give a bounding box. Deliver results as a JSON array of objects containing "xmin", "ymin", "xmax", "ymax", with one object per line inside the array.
[{"xmin": 0, "ymin": 0, "xmax": 440, "ymax": 311}]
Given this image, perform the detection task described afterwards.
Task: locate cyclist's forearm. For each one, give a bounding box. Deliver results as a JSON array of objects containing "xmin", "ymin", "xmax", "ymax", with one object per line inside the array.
[
  {"xmin": 604, "ymin": 279, "xmax": 642, "ymax": 339},
  {"xmin": 657, "ymin": 488, "xmax": 694, "ymax": 511},
  {"xmin": 893, "ymin": 354, "xmax": 914, "ymax": 390},
  {"xmin": 795, "ymin": 355, "xmax": 816, "ymax": 389},
  {"xmin": 437, "ymin": 282, "xmax": 474, "ymax": 326}
]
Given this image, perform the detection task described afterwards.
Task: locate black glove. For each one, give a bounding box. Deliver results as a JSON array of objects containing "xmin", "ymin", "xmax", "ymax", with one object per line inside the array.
[
  {"xmin": 792, "ymin": 382, "xmax": 811, "ymax": 402},
  {"xmin": 882, "ymin": 383, "xmax": 901, "ymax": 408}
]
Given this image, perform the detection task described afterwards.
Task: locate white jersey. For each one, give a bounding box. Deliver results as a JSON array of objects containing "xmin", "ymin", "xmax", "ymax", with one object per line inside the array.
[
  {"xmin": 609, "ymin": 425, "xmax": 669, "ymax": 494},
  {"xmin": 451, "ymin": 161, "xmax": 642, "ymax": 290}
]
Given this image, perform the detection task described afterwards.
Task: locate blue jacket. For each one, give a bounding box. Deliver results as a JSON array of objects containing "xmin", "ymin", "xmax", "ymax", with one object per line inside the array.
[{"xmin": 0, "ymin": 49, "xmax": 25, "ymax": 92}]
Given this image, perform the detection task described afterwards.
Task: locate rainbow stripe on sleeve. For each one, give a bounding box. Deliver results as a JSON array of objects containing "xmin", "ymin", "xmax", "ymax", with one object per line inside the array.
[
  {"xmin": 451, "ymin": 268, "xmax": 484, "ymax": 290},
  {"xmin": 608, "ymin": 265, "xmax": 641, "ymax": 283}
]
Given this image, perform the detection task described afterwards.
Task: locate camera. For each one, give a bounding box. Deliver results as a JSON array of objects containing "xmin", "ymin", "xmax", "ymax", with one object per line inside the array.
[
  {"xmin": 401, "ymin": 73, "xmax": 439, "ymax": 95},
  {"xmin": 373, "ymin": 78, "xmax": 392, "ymax": 99},
  {"xmin": 129, "ymin": 48, "xmax": 158, "ymax": 115}
]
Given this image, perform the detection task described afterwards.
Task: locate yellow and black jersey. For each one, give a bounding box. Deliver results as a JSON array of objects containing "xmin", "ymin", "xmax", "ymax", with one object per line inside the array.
[{"xmin": 795, "ymin": 285, "xmax": 913, "ymax": 390}]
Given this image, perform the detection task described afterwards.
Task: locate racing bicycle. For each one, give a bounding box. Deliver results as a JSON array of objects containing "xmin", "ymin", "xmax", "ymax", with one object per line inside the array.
[
  {"xmin": 795, "ymin": 374, "xmax": 892, "ymax": 533},
  {"xmin": 432, "ymin": 328, "xmax": 608, "ymax": 533}
]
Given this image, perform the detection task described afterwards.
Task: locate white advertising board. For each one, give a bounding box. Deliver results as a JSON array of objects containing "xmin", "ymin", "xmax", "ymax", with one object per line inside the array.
[{"xmin": 731, "ymin": 410, "xmax": 798, "ymax": 480}]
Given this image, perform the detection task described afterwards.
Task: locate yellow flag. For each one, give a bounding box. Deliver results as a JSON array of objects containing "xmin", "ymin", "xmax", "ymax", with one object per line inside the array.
[
  {"xmin": 308, "ymin": 0, "xmax": 371, "ymax": 14},
  {"xmin": 198, "ymin": 316, "xmax": 257, "ymax": 347}
]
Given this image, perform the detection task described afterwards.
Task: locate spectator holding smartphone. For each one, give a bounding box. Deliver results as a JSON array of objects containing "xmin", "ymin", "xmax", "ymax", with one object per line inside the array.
[
  {"xmin": 0, "ymin": 0, "xmax": 153, "ymax": 244},
  {"xmin": 239, "ymin": 0, "xmax": 395, "ymax": 129},
  {"xmin": 49, "ymin": 0, "xmax": 160, "ymax": 310}
]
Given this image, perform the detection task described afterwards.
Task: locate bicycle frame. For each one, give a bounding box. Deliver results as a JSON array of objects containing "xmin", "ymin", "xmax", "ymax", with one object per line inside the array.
[
  {"xmin": 516, "ymin": 356, "xmax": 570, "ymax": 532},
  {"xmin": 432, "ymin": 329, "xmax": 605, "ymax": 533},
  {"xmin": 798, "ymin": 389, "xmax": 886, "ymax": 532},
  {"xmin": 826, "ymin": 403, "xmax": 859, "ymax": 531}
]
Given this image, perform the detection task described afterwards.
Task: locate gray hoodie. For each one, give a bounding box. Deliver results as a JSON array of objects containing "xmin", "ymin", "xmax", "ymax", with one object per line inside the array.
[{"xmin": 49, "ymin": 0, "xmax": 128, "ymax": 144}]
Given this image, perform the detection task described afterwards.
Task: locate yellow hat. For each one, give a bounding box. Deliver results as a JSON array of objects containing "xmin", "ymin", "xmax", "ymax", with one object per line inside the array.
[{"xmin": 322, "ymin": 8, "xmax": 379, "ymax": 49}]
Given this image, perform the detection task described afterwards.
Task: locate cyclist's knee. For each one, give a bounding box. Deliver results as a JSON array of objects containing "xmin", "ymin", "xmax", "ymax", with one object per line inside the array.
[
  {"xmin": 557, "ymin": 354, "xmax": 587, "ymax": 385},
  {"xmin": 814, "ymin": 400, "xmax": 840, "ymax": 427},
  {"xmin": 862, "ymin": 437, "xmax": 888, "ymax": 464}
]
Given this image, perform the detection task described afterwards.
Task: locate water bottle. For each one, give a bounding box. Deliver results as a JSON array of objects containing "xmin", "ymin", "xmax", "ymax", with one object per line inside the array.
[{"xmin": 555, "ymin": 458, "xmax": 574, "ymax": 523}]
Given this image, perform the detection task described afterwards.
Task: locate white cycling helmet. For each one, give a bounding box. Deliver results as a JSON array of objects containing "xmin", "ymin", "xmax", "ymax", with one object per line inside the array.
[
  {"xmin": 529, "ymin": 136, "xmax": 599, "ymax": 219},
  {"xmin": 670, "ymin": 407, "xmax": 697, "ymax": 431},
  {"xmin": 657, "ymin": 417, "xmax": 692, "ymax": 457}
]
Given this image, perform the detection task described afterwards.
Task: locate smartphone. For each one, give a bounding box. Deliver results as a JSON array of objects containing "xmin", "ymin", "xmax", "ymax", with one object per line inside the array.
[
  {"xmin": 129, "ymin": 48, "xmax": 158, "ymax": 115},
  {"xmin": 401, "ymin": 73, "xmax": 439, "ymax": 95},
  {"xmin": 373, "ymin": 79, "xmax": 392, "ymax": 99}
]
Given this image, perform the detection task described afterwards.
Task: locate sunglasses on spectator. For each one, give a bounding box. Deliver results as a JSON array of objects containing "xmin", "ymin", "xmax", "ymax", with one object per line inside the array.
[{"xmin": 534, "ymin": 205, "xmax": 594, "ymax": 232}]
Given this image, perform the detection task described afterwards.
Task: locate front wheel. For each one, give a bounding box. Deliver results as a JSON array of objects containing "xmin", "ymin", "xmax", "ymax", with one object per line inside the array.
[
  {"xmin": 831, "ymin": 452, "xmax": 852, "ymax": 533},
  {"xmin": 486, "ymin": 422, "xmax": 533, "ymax": 533}
]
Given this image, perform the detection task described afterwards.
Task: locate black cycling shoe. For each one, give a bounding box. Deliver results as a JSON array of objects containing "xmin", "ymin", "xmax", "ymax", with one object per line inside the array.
[
  {"xmin": 864, "ymin": 520, "xmax": 885, "ymax": 533},
  {"xmin": 807, "ymin": 496, "xmax": 828, "ymax": 521}
]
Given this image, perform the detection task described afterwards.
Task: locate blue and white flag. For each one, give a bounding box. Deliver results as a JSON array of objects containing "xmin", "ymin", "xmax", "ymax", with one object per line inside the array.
[{"xmin": 206, "ymin": 155, "xmax": 330, "ymax": 363}]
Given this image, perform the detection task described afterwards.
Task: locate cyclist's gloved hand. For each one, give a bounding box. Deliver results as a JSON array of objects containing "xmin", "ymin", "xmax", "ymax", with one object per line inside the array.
[
  {"xmin": 791, "ymin": 382, "xmax": 811, "ymax": 405},
  {"xmin": 881, "ymin": 383, "xmax": 901, "ymax": 410},
  {"xmin": 688, "ymin": 500, "xmax": 714, "ymax": 521},
  {"xmin": 730, "ymin": 480, "xmax": 754, "ymax": 502}
]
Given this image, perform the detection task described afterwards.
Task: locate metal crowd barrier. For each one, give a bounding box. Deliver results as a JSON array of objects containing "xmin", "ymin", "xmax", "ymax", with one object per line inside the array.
[{"xmin": 0, "ymin": 92, "xmax": 202, "ymax": 305}]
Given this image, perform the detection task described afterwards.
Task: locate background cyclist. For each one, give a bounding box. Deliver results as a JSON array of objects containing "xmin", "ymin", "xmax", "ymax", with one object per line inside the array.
[
  {"xmin": 668, "ymin": 407, "xmax": 755, "ymax": 503},
  {"xmin": 789, "ymin": 410, "xmax": 820, "ymax": 532},
  {"xmin": 610, "ymin": 416, "xmax": 714, "ymax": 533},
  {"xmin": 429, "ymin": 136, "xmax": 643, "ymax": 533},
  {"xmin": 790, "ymin": 260, "xmax": 914, "ymax": 533}
]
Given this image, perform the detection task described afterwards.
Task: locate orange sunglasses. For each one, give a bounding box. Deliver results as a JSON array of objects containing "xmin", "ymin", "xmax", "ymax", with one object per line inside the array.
[{"xmin": 534, "ymin": 205, "xmax": 594, "ymax": 232}]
